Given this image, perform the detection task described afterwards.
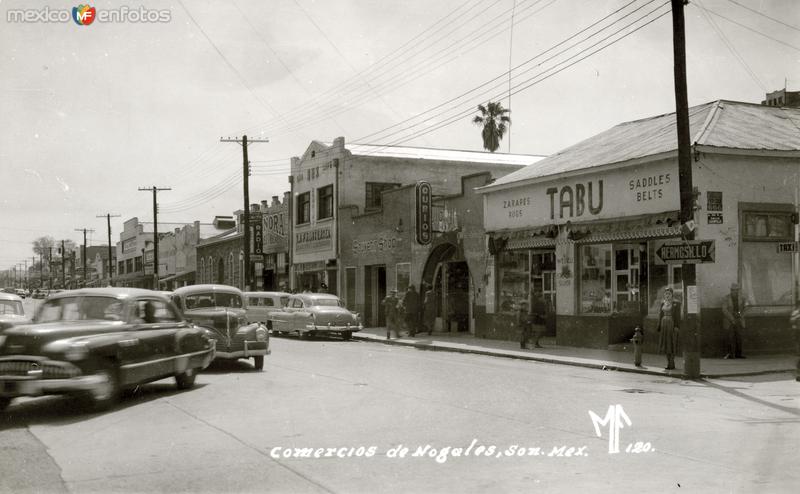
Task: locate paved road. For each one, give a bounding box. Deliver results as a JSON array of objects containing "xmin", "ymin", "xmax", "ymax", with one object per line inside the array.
[{"xmin": 1, "ymin": 331, "xmax": 799, "ymax": 493}]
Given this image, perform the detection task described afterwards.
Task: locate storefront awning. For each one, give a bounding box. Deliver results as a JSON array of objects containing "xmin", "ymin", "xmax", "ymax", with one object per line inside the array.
[
  {"xmin": 572, "ymin": 211, "xmax": 681, "ymax": 243},
  {"xmin": 159, "ymin": 270, "xmax": 195, "ymax": 283}
]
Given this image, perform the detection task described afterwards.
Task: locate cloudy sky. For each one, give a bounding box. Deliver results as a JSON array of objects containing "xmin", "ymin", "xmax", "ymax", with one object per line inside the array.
[{"xmin": 1, "ymin": 0, "xmax": 798, "ymax": 272}]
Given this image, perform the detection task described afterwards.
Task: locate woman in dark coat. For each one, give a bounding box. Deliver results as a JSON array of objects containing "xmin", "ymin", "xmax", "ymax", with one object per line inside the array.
[{"xmin": 657, "ymin": 287, "xmax": 681, "ymax": 370}]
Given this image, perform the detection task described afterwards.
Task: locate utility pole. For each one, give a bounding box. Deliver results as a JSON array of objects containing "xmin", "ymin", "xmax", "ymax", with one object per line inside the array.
[
  {"xmin": 221, "ymin": 134, "xmax": 269, "ymax": 290},
  {"xmin": 97, "ymin": 213, "xmax": 121, "ymax": 286},
  {"xmin": 671, "ymin": 0, "xmax": 699, "ymax": 379},
  {"xmin": 138, "ymin": 186, "xmax": 171, "ymax": 289},
  {"xmin": 75, "ymin": 228, "xmax": 95, "ymax": 287},
  {"xmin": 60, "ymin": 241, "xmax": 66, "ymax": 289}
]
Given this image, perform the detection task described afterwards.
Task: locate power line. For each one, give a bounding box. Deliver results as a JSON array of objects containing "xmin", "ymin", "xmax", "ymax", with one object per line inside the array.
[
  {"xmin": 724, "ymin": 0, "xmax": 800, "ymax": 33},
  {"xmin": 700, "ymin": 3, "xmax": 800, "ymax": 52}
]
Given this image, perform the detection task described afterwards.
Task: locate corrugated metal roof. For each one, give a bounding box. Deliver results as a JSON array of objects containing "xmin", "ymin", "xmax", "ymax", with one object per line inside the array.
[
  {"xmin": 346, "ymin": 143, "xmax": 544, "ymax": 166},
  {"xmin": 484, "ymin": 100, "xmax": 800, "ymax": 190}
]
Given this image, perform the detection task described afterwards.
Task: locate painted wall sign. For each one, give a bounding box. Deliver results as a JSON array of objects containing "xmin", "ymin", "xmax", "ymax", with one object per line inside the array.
[
  {"xmin": 352, "ymin": 234, "xmax": 403, "ymax": 255},
  {"xmin": 653, "ymin": 240, "xmax": 716, "ymax": 265},
  {"xmin": 295, "ymin": 227, "xmax": 332, "ymax": 253},
  {"xmin": 707, "ymin": 191, "xmax": 723, "ymax": 211},
  {"xmin": 252, "ymin": 222, "xmax": 263, "ymax": 255},
  {"xmin": 707, "ymin": 213, "xmax": 723, "ymax": 224},
  {"xmin": 484, "ymin": 162, "xmax": 679, "ymax": 230},
  {"xmin": 416, "ymin": 181, "xmax": 432, "ymax": 245}
]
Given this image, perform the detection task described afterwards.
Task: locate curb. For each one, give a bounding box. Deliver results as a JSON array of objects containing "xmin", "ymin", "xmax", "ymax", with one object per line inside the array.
[{"xmin": 352, "ymin": 333, "xmax": 794, "ymax": 380}]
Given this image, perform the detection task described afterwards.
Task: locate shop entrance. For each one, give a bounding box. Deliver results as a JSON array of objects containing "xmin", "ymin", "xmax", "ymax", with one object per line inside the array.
[
  {"xmin": 422, "ymin": 243, "xmax": 472, "ymax": 333},
  {"xmin": 363, "ymin": 265, "xmax": 387, "ymax": 327},
  {"xmin": 262, "ymin": 269, "xmax": 275, "ymax": 291}
]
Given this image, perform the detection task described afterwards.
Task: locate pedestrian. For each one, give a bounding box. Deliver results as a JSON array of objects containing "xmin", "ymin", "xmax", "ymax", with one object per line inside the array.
[
  {"xmin": 403, "ymin": 284, "xmax": 421, "ymax": 337},
  {"xmin": 422, "ymin": 285, "xmax": 436, "ymax": 335},
  {"xmin": 518, "ymin": 301, "xmax": 533, "ymax": 349},
  {"xmin": 382, "ymin": 290, "xmax": 399, "ymax": 339},
  {"xmin": 530, "ymin": 295, "xmax": 546, "ymax": 348},
  {"xmin": 631, "ymin": 326, "xmax": 644, "ymax": 367},
  {"xmin": 722, "ymin": 282, "xmax": 746, "ymax": 359},
  {"xmin": 657, "ymin": 287, "xmax": 681, "ymax": 370}
]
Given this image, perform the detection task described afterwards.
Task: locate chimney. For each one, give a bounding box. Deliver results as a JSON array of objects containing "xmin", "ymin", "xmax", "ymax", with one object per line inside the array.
[{"xmin": 271, "ymin": 195, "xmax": 280, "ymax": 206}]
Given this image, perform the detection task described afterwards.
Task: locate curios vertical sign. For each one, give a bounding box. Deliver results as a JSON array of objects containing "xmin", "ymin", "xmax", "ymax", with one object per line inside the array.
[{"xmin": 416, "ymin": 181, "xmax": 432, "ymax": 245}]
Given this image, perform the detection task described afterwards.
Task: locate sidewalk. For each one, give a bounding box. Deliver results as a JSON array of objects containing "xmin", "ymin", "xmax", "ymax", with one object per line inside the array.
[{"xmin": 352, "ymin": 326, "xmax": 798, "ymax": 379}]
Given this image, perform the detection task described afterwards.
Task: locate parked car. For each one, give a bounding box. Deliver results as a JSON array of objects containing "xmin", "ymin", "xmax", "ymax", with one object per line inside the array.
[
  {"xmin": 0, "ymin": 292, "xmax": 28, "ymax": 331},
  {"xmin": 244, "ymin": 291, "xmax": 290, "ymax": 328},
  {"xmin": 171, "ymin": 284, "xmax": 269, "ymax": 370},
  {"xmin": 0, "ymin": 288, "xmax": 215, "ymax": 412},
  {"xmin": 268, "ymin": 293, "xmax": 362, "ymax": 340},
  {"xmin": 14, "ymin": 289, "xmax": 26, "ymax": 299}
]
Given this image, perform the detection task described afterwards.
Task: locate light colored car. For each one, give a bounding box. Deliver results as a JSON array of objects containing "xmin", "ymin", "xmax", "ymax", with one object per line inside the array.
[
  {"xmin": 268, "ymin": 293, "xmax": 362, "ymax": 340},
  {"xmin": 0, "ymin": 293, "xmax": 28, "ymax": 330},
  {"xmin": 244, "ymin": 291, "xmax": 290, "ymax": 328},
  {"xmin": 171, "ymin": 284, "xmax": 269, "ymax": 370}
]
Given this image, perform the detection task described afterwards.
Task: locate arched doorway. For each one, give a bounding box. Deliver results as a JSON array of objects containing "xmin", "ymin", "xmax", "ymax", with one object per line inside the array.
[{"xmin": 421, "ymin": 241, "xmax": 472, "ymax": 333}]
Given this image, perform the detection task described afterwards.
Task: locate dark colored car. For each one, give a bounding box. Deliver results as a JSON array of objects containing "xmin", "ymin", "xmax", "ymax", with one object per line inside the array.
[
  {"xmin": 171, "ymin": 284, "xmax": 269, "ymax": 370},
  {"xmin": 0, "ymin": 288, "xmax": 215, "ymax": 412},
  {"xmin": 268, "ymin": 293, "xmax": 362, "ymax": 340}
]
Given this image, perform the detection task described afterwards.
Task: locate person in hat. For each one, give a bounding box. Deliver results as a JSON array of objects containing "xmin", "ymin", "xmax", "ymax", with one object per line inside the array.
[
  {"xmin": 403, "ymin": 284, "xmax": 421, "ymax": 337},
  {"xmin": 721, "ymin": 282, "xmax": 746, "ymax": 359},
  {"xmin": 382, "ymin": 290, "xmax": 399, "ymax": 339},
  {"xmin": 657, "ymin": 287, "xmax": 681, "ymax": 370}
]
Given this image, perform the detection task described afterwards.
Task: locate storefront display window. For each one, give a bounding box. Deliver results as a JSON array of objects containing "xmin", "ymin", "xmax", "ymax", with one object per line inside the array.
[
  {"xmin": 741, "ymin": 211, "xmax": 793, "ymax": 305},
  {"xmin": 579, "ymin": 244, "xmax": 612, "ymax": 313},
  {"xmin": 497, "ymin": 250, "xmax": 529, "ymax": 313}
]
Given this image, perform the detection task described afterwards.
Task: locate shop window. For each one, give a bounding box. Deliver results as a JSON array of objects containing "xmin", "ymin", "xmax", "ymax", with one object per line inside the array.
[
  {"xmin": 317, "ymin": 185, "xmax": 334, "ymax": 219},
  {"xmin": 741, "ymin": 210, "xmax": 793, "ymax": 306},
  {"xmin": 497, "ymin": 250, "xmax": 530, "ymax": 313},
  {"xmin": 396, "ymin": 263, "xmax": 410, "ymax": 293},
  {"xmin": 296, "ymin": 192, "xmax": 311, "ymax": 224},
  {"xmin": 530, "ymin": 252, "xmax": 556, "ymax": 314},
  {"xmin": 365, "ymin": 182, "xmax": 400, "ymax": 211},
  {"xmin": 647, "ymin": 254, "xmax": 683, "ymax": 314},
  {"xmin": 579, "ymin": 244, "xmax": 612, "ymax": 313}
]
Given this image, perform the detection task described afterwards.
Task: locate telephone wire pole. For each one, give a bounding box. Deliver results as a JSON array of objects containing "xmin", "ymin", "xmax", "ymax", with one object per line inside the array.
[
  {"xmin": 220, "ymin": 135, "xmax": 269, "ymax": 290},
  {"xmin": 138, "ymin": 187, "xmax": 171, "ymax": 289},
  {"xmin": 97, "ymin": 213, "xmax": 121, "ymax": 286}
]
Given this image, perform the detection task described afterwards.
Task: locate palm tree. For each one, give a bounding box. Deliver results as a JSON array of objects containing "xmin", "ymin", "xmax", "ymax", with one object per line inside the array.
[{"xmin": 472, "ymin": 101, "xmax": 510, "ymax": 152}]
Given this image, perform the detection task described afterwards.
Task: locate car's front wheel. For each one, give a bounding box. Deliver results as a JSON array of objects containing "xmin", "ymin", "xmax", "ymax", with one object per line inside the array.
[
  {"xmin": 175, "ymin": 367, "xmax": 197, "ymax": 389},
  {"xmin": 253, "ymin": 356, "xmax": 264, "ymax": 371},
  {"xmin": 84, "ymin": 367, "xmax": 120, "ymax": 411}
]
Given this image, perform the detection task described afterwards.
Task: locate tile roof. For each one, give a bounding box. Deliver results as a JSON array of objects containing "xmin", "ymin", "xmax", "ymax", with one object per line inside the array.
[
  {"xmin": 483, "ymin": 100, "xmax": 800, "ymax": 190},
  {"xmin": 346, "ymin": 143, "xmax": 544, "ymax": 166}
]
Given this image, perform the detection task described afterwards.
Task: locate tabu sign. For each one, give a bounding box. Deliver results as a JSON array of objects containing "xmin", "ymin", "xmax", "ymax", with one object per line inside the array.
[{"xmin": 416, "ymin": 181, "xmax": 432, "ymax": 245}]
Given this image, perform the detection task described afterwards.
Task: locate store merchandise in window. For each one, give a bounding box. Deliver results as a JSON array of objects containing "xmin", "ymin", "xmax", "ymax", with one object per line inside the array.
[{"xmin": 497, "ymin": 250, "xmax": 529, "ymax": 313}]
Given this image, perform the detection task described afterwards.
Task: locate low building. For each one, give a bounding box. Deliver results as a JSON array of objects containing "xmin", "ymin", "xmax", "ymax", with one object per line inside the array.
[
  {"xmin": 158, "ymin": 220, "xmax": 234, "ymax": 290},
  {"xmin": 478, "ymin": 100, "xmax": 799, "ymax": 355}
]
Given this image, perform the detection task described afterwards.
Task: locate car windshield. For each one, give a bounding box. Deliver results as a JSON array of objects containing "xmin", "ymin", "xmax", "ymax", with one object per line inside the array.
[
  {"xmin": 0, "ymin": 300, "xmax": 24, "ymax": 315},
  {"xmin": 311, "ymin": 298, "xmax": 344, "ymax": 307},
  {"xmin": 36, "ymin": 296, "xmax": 125, "ymax": 322},
  {"xmin": 184, "ymin": 292, "xmax": 243, "ymax": 309}
]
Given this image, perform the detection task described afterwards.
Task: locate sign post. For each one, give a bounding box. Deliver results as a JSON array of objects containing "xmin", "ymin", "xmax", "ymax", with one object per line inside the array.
[{"xmin": 653, "ymin": 240, "xmax": 716, "ymax": 265}]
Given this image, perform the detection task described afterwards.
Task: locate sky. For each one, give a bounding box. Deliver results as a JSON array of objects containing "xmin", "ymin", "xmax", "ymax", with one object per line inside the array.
[{"xmin": 1, "ymin": 0, "xmax": 798, "ymax": 272}]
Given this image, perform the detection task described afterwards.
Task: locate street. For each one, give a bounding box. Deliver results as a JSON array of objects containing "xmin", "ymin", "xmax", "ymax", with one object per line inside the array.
[{"xmin": 1, "ymin": 306, "xmax": 799, "ymax": 493}]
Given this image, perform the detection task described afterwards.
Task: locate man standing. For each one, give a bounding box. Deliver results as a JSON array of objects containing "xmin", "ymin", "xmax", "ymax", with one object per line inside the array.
[
  {"xmin": 382, "ymin": 290, "xmax": 399, "ymax": 339},
  {"xmin": 403, "ymin": 284, "xmax": 420, "ymax": 337},
  {"xmin": 722, "ymin": 282, "xmax": 746, "ymax": 359}
]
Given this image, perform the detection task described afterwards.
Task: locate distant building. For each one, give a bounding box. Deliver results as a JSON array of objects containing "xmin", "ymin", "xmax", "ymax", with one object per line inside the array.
[
  {"xmin": 761, "ymin": 88, "xmax": 800, "ymax": 108},
  {"xmin": 158, "ymin": 220, "xmax": 235, "ymax": 290}
]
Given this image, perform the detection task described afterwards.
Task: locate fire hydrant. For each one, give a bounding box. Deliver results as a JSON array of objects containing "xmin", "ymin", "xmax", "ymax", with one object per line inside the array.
[{"xmin": 631, "ymin": 326, "xmax": 644, "ymax": 367}]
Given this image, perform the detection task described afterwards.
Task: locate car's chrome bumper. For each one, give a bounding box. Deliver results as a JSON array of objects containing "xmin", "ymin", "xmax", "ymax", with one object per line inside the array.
[
  {"xmin": 306, "ymin": 324, "xmax": 363, "ymax": 333},
  {"xmin": 213, "ymin": 340, "xmax": 269, "ymax": 359},
  {"xmin": 0, "ymin": 373, "xmax": 108, "ymax": 398}
]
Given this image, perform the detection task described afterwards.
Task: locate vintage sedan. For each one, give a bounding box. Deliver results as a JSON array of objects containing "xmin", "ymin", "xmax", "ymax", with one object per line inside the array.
[
  {"xmin": 0, "ymin": 288, "xmax": 215, "ymax": 412},
  {"xmin": 0, "ymin": 292, "xmax": 29, "ymax": 331},
  {"xmin": 171, "ymin": 284, "xmax": 269, "ymax": 370},
  {"xmin": 269, "ymin": 293, "xmax": 362, "ymax": 340}
]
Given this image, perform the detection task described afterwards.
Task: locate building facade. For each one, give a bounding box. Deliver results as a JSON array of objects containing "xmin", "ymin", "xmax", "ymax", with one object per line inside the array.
[
  {"xmin": 289, "ymin": 136, "xmax": 540, "ymax": 305},
  {"xmin": 260, "ymin": 194, "xmax": 290, "ymax": 292},
  {"xmin": 158, "ymin": 220, "xmax": 233, "ymax": 290},
  {"xmin": 479, "ymin": 100, "xmax": 800, "ymax": 355}
]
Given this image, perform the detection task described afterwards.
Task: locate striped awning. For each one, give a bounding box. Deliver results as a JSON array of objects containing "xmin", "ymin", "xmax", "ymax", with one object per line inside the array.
[{"xmin": 572, "ymin": 211, "xmax": 681, "ymax": 243}]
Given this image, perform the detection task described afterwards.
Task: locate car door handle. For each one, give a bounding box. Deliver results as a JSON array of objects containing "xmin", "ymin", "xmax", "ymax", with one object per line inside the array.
[{"xmin": 119, "ymin": 338, "xmax": 139, "ymax": 347}]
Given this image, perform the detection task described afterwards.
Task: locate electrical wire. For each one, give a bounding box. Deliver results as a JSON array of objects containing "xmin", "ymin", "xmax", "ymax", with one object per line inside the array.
[
  {"xmin": 723, "ymin": 0, "xmax": 800, "ymax": 33},
  {"xmin": 702, "ymin": 4, "xmax": 800, "ymax": 52}
]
